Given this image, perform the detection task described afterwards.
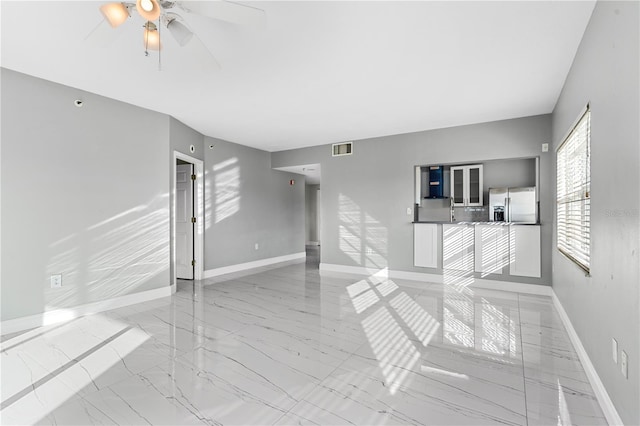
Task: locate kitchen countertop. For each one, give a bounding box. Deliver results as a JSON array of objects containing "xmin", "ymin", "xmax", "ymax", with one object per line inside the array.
[{"xmin": 412, "ymin": 221, "xmax": 541, "ymax": 225}]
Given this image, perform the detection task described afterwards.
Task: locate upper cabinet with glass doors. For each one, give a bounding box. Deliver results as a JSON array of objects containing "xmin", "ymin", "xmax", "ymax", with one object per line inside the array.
[{"xmin": 450, "ymin": 164, "xmax": 483, "ymax": 206}]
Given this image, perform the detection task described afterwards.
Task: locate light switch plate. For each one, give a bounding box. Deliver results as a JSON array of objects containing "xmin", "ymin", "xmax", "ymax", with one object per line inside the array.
[
  {"xmin": 407, "ymin": 207, "xmax": 412, "ymax": 216},
  {"xmin": 621, "ymin": 350, "xmax": 628, "ymax": 379},
  {"xmin": 542, "ymin": 143, "xmax": 549, "ymax": 152},
  {"xmin": 612, "ymin": 338, "xmax": 618, "ymax": 363}
]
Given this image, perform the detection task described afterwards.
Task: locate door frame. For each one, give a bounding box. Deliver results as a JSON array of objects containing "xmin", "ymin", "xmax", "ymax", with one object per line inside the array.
[{"xmin": 172, "ymin": 151, "xmax": 204, "ymax": 284}]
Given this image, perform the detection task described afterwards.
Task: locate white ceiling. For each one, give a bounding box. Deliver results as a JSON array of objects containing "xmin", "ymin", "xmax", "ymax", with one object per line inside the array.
[{"xmin": 1, "ymin": 1, "xmax": 596, "ymax": 152}]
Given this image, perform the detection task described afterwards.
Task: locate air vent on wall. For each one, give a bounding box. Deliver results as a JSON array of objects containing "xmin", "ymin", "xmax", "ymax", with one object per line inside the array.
[{"xmin": 332, "ymin": 142, "xmax": 353, "ymax": 157}]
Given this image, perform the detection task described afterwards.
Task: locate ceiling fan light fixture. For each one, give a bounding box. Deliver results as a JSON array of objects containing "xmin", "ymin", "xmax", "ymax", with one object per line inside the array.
[
  {"xmin": 100, "ymin": 2, "xmax": 130, "ymax": 28},
  {"xmin": 136, "ymin": 0, "xmax": 161, "ymax": 21},
  {"xmin": 167, "ymin": 18, "xmax": 193, "ymax": 47},
  {"xmin": 143, "ymin": 21, "xmax": 161, "ymax": 51}
]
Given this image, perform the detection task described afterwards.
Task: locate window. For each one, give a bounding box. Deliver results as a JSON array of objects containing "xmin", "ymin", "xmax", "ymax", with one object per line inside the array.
[{"xmin": 557, "ymin": 107, "xmax": 591, "ymax": 273}]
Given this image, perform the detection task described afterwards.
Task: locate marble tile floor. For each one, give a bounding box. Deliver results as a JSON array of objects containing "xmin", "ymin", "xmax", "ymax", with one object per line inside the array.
[{"xmin": 1, "ymin": 256, "xmax": 607, "ymax": 425}]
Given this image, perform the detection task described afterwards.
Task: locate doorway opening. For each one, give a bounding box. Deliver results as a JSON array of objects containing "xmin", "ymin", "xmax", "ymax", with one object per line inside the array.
[
  {"xmin": 305, "ymin": 182, "xmax": 321, "ymax": 267},
  {"xmin": 305, "ymin": 184, "xmax": 321, "ymax": 246},
  {"xmin": 172, "ymin": 152, "xmax": 204, "ymax": 285},
  {"xmin": 272, "ymin": 163, "xmax": 321, "ymax": 268}
]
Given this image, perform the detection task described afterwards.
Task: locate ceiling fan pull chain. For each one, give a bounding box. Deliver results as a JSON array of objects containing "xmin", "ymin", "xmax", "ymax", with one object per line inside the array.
[
  {"xmin": 144, "ymin": 22, "xmax": 150, "ymax": 56},
  {"xmin": 158, "ymin": 17, "xmax": 162, "ymax": 71}
]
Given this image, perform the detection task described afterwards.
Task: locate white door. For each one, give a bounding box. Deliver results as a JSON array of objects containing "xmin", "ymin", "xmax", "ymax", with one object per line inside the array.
[
  {"xmin": 176, "ymin": 163, "xmax": 194, "ymax": 279},
  {"xmin": 443, "ymin": 224, "xmax": 474, "ymax": 271},
  {"xmin": 316, "ymin": 189, "xmax": 321, "ymax": 245},
  {"xmin": 414, "ymin": 223, "xmax": 438, "ymax": 268},
  {"xmin": 466, "ymin": 165, "xmax": 483, "ymax": 206},
  {"xmin": 450, "ymin": 167, "xmax": 466, "ymax": 206},
  {"xmin": 474, "ymin": 224, "xmax": 508, "ymax": 274},
  {"xmin": 509, "ymin": 225, "xmax": 541, "ymax": 278}
]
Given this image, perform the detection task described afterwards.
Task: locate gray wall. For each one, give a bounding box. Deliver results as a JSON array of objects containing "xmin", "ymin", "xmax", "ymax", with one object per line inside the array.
[
  {"xmin": 551, "ymin": 1, "xmax": 639, "ymax": 423},
  {"xmin": 305, "ymin": 184, "xmax": 320, "ymax": 243},
  {"xmin": 482, "ymin": 158, "xmax": 536, "ymax": 193},
  {"xmin": 1, "ymin": 69, "xmax": 171, "ymax": 321},
  {"xmin": 0, "ymin": 69, "xmax": 306, "ymax": 322},
  {"xmin": 204, "ymin": 137, "xmax": 305, "ymax": 270},
  {"xmin": 272, "ymin": 114, "xmax": 552, "ymax": 285},
  {"xmin": 170, "ymin": 117, "xmax": 205, "ymax": 161},
  {"xmin": 169, "ymin": 117, "xmax": 204, "ymax": 283}
]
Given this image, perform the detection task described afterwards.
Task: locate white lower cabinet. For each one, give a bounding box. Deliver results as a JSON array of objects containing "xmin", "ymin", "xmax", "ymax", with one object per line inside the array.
[
  {"xmin": 474, "ymin": 224, "xmax": 509, "ymax": 274},
  {"xmin": 414, "ymin": 223, "xmax": 438, "ymax": 268},
  {"xmin": 509, "ymin": 225, "xmax": 541, "ymax": 278},
  {"xmin": 413, "ymin": 222, "xmax": 541, "ymax": 279},
  {"xmin": 442, "ymin": 223, "xmax": 475, "ymax": 272}
]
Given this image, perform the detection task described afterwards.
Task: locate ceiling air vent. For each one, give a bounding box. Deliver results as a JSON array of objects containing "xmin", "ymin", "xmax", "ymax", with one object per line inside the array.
[{"xmin": 332, "ymin": 142, "xmax": 353, "ymax": 157}]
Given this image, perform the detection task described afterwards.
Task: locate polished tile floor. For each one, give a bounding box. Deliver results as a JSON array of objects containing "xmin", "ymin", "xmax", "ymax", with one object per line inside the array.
[{"xmin": 1, "ymin": 248, "xmax": 607, "ymax": 425}]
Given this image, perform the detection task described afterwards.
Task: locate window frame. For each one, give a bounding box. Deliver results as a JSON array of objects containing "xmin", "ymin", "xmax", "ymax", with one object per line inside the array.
[{"xmin": 556, "ymin": 106, "xmax": 591, "ymax": 274}]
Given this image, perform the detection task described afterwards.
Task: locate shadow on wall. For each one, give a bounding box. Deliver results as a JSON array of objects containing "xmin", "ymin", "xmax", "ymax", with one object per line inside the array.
[
  {"xmin": 205, "ymin": 157, "xmax": 241, "ymax": 230},
  {"xmin": 43, "ymin": 194, "xmax": 170, "ymax": 320},
  {"xmin": 338, "ymin": 193, "xmax": 388, "ymax": 269}
]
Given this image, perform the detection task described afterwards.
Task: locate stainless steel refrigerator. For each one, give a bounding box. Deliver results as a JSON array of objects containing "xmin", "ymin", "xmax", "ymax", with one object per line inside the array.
[{"xmin": 489, "ymin": 187, "xmax": 538, "ymax": 223}]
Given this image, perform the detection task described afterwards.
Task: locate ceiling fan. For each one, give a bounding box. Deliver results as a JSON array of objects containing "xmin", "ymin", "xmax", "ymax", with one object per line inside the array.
[{"xmin": 90, "ymin": 0, "xmax": 265, "ymax": 68}]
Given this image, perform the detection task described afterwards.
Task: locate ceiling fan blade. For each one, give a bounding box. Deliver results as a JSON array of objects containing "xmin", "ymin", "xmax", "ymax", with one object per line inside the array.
[
  {"xmin": 183, "ymin": 33, "xmax": 222, "ymax": 72},
  {"xmin": 180, "ymin": 1, "xmax": 266, "ymax": 27},
  {"xmin": 84, "ymin": 19, "xmax": 124, "ymax": 48}
]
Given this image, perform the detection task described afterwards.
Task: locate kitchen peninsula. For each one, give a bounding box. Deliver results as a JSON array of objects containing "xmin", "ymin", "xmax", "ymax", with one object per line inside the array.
[{"xmin": 413, "ymin": 158, "xmax": 541, "ymax": 279}]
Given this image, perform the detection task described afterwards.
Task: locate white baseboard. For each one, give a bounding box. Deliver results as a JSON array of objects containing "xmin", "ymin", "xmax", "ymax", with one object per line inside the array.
[
  {"xmin": 204, "ymin": 252, "xmax": 306, "ymax": 278},
  {"xmin": 319, "ymin": 263, "xmax": 383, "ymax": 277},
  {"xmin": 0, "ymin": 285, "xmax": 173, "ymax": 336},
  {"xmin": 552, "ymin": 291, "xmax": 623, "ymax": 426},
  {"xmin": 319, "ymin": 263, "xmax": 552, "ymax": 296}
]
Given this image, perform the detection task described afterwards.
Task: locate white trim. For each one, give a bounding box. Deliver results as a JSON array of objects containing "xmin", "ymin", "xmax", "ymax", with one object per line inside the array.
[
  {"xmin": 319, "ymin": 263, "xmax": 387, "ymax": 277},
  {"xmin": 172, "ymin": 151, "xmax": 205, "ymax": 283},
  {"xmin": 552, "ymin": 291, "xmax": 623, "ymax": 426},
  {"xmin": 0, "ymin": 286, "xmax": 172, "ymax": 335},
  {"xmin": 555, "ymin": 102, "xmax": 590, "ymax": 152},
  {"xmin": 318, "ymin": 263, "xmax": 552, "ymax": 295},
  {"xmin": 204, "ymin": 252, "xmax": 306, "ymax": 278},
  {"xmin": 305, "ymin": 241, "xmax": 320, "ymax": 246}
]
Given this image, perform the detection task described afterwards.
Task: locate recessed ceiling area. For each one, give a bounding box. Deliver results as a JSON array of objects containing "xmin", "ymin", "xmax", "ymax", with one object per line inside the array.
[
  {"xmin": 274, "ymin": 164, "xmax": 321, "ymax": 185},
  {"xmin": 0, "ymin": 1, "xmax": 596, "ymax": 152}
]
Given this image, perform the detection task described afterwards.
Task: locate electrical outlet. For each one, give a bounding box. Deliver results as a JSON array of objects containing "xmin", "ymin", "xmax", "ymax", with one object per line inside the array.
[
  {"xmin": 542, "ymin": 143, "xmax": 549, "ymax": 152},
  {"xmin": 621, "ymin": 350, "xmax": 628, "ymax": 379},
  {"xmin": 612, "ymin": 338, "xmax": 618, "ymax": 363},
  {"xmin": 50, "ymin": 274, "xmax": 62, "ymax": 288},
  {"xmin": 254, "ymin": 243, "xmax": 259, "ymax": 250}
]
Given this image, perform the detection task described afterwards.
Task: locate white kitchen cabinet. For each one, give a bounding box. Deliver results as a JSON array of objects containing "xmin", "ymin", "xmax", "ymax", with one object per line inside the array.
[
  {"xmin": 450, "ymin": 164, "xmax": 483, "ymax": 207},
  {"xmin": 474, "ymin": 224, "xmax": 509, "ymax": 275},
  {"xmin": 509, "ymin": 225, "xmax": 541, "ymax": 278},
  {"xmin": 414, "ymin": 223, "xmax": 438, "ymax": 268},
  {"xmin": 443, "ymin": 223, "xmax": 475, "ymax": 272}
]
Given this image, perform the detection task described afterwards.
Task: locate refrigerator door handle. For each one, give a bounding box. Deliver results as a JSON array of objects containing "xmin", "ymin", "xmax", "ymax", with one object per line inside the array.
[{"xmin": 505, "ymin": 197, "xmax": 510, "ymax": 222}]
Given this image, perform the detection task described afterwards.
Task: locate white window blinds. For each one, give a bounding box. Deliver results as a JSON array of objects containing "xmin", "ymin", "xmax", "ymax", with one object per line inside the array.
[{"xmin": 557, "ymin": 108, "xmax": 591, "ymax": 273}]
